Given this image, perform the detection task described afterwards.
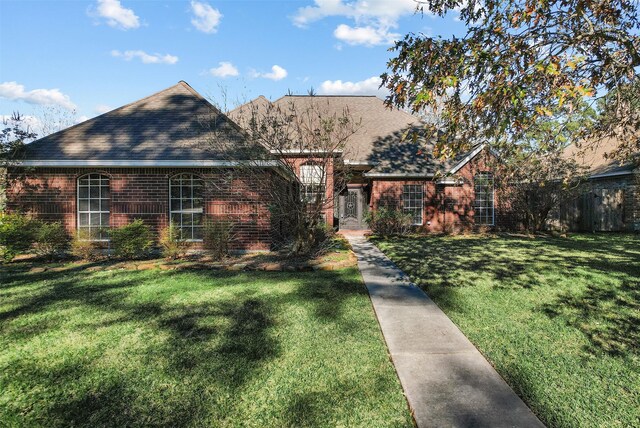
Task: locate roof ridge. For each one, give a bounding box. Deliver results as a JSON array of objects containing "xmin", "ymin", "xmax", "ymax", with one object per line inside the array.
[
  {"xmin": 228, "ymin": 95, "xmax": 273, "ymax": 116},
  {"xmin": 27, "ymin": 81, "xmax": 199, "ymax": 146},
  {"xmin": 282, "ymin": 95, "xmax": 378, "ymax": 98}
]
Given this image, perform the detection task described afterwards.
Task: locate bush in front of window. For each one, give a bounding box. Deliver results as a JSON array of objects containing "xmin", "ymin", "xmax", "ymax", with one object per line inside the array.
[
  {"xmin": 71, "ymin": 229, "xmax": 105, "ymax": 261},
  {"xmin": 33, "ymin": 221, "xmax": 70, "ymax": 259},
  {"xmin": 0, "ymin": 212, "xmax": 37, "ymax": 262},
  {"xmin": 365, "ymin": 207, "xmax": 414, "ymax": 237},
  {"xmin": 109, "ymin": 219, "xmax": 154, "ymax": 260},
  {"xmin": 158, "ymin": 224, "xmax": 191, "ymax": 260},
  {"xmin": 203, "ymin": 218, "xmax": 236, "ymax": 260}
]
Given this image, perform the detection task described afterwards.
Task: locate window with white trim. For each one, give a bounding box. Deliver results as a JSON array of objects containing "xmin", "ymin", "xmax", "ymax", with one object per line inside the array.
[
  {"xmin": 402, "ymin": 184, "xmax": 424, "ymax": 225},
  {"xmin": 474, "ymin": 172, "xmax": 494, "ymax": 225},
  {"xmin": 77, "ymin": 173, "xmax": 110, "ymax": 240},
  {"xmin": 299, "ymin": 164, "xmax": 325, "ymax": 203},
  {"xmin": 169, "ymin": 174, "xmax": 204, "ymax": 241}
]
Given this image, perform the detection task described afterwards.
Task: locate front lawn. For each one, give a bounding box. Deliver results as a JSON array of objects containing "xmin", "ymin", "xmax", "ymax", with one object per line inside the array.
[
  {"xmin": 0, "ymin": 262, "xmax": 412, "ymax": 427},
  {"xmin": 373, "ymin": 233, "xmax": 640, "ymax": 428}
]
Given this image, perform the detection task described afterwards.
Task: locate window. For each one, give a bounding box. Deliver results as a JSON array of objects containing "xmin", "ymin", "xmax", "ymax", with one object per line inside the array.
[
  {"xmin": 77, "ymin": 173, "xmax": 110, "ymax": 240},
  {"xmin": 299, "ymin": 164, "xmax": 325, "ymax": 203},
  {"xmin": 403, "ymin": 184, "xmax": 423, "ymax": 225},
  {"xmin": 474, "ymin": 172, "xmax": 494, "ymax": 225},
  {"xmin": 170, "ymin": 174, "xmax": 204, "ymax": 241}
]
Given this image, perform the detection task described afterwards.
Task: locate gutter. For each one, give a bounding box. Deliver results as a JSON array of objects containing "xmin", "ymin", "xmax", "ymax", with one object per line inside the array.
[
  {"xmin": 14, "ymin": 159, "xmax": 283, "ymax": 168},
  {"xmin": 364, "ymin": 172, "xmax": 435, "ymax": 178},
  {"xmin": 588, "ymin": 170, "xmax": 634, "ymax": 180}
]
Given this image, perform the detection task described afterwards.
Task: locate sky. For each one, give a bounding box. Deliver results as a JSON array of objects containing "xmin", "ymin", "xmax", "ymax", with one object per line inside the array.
[{"xmin": 0, "ymin": 0, "xmax": 466, "ymax": 134}]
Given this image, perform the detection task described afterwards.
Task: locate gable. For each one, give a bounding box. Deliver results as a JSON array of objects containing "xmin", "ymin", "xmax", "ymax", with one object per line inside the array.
[{"xmin": 22, "ymin": 81, "xmax": 267, "ymax": 164}]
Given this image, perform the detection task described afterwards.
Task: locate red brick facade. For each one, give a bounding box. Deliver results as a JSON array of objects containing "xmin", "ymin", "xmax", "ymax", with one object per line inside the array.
[
  {"xmin": 284, "ymin": 156, "xmax": 336, "ymax": 227},
  {"xmin": 369, "ymin": 151, "xmax": 509, "ymax": 232},
  {"xmin": 6, "ymin": 167, "xmax": 277, "ymax": 251},
  {"xmin": 5, "ymin": 151, "xmax": 513, "ymax": 246}
]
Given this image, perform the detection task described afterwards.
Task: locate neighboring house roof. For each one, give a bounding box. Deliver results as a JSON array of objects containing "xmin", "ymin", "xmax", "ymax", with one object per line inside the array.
[
  {"xmin": 229, "ymin": 94, "xmax": 480, "ymax": 176},
  {"xmin": 22, "ymin": 81, "xmax": 267, "ymax": 166},
  {"xmin": 564, "ymin": 137, "xmax": 637, "ymax": 178}
]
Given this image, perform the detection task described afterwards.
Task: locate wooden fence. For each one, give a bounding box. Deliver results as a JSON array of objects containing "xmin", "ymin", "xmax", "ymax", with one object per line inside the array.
[{"xmin": 559, "ymin": 188, "xmax": 625, "ymax": 232}]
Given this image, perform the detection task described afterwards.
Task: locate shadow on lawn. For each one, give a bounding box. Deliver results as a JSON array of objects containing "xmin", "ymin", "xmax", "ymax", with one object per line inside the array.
[
  {"xmin": 375, "ymin": 234, "xmax": 640, "ymax": 357},
  {"xmin": 542, "ymin": 279, "xmax": 640, "ymax": 356},
  {"xmin": 0, "ymin": 264, "xmax": 364, "ymax": 426}
]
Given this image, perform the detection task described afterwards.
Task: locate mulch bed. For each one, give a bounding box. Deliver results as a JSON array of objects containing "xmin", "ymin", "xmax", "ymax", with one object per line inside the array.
[{"xmin": 17, "ymin": 248, "xmax": 358, "ymax": 274}]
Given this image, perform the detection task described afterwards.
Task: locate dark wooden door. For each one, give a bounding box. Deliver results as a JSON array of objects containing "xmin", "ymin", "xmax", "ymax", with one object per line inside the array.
[{"xmin": 339, "ymin": 188, "xmax": 368, "ymax": 230}]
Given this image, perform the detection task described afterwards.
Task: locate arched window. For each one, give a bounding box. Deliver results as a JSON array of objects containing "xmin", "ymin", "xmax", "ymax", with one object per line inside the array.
[
  {"xmin": 77, "ymin": 173, "xmax": 110, "ymax": 240},
  {"xmin": 169, "ymin": 174, "xmax": 204, "ymax": 240},
  {"xmin": 474, "ymin": 172, "xmax": 494, "ymax": 225}
]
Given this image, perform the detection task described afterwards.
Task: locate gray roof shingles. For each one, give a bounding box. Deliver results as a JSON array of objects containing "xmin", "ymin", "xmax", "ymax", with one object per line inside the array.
[
  {"xmin": 24, "ymin": 81, "xmax": 263, "ymax": 161},
  {"xmin": 564, "ymin": 137, "xmax": 637, "ymax": 177},
  {"xmin": 229, "ymin": 95, "xmax": 476, "ymax": 175},
  {"xmin": 24, "ymin": 83, "xmax": 479, "ymax": 174}
]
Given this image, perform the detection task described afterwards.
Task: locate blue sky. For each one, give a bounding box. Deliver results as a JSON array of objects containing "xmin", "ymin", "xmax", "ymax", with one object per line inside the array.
[{"xmin": 0, "ymin": 0, "xmax": 465, "ymax": 132}]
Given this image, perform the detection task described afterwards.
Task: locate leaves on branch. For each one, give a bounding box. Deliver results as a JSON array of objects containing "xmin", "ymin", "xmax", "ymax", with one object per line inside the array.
[{"xmin": 384, "ymin": 0, "xmax": 640, "ymax": 163}]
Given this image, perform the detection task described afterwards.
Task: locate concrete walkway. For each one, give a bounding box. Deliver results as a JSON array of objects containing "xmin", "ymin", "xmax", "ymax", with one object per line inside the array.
[{"xmin": 347, "ymin": 236, "xmax": 544, "ymax": 428}]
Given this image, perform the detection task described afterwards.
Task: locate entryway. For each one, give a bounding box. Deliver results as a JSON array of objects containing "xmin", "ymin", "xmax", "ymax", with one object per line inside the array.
[{"xmin": 338, "ymin": 186, "xmax": 369, "ymax": 230}]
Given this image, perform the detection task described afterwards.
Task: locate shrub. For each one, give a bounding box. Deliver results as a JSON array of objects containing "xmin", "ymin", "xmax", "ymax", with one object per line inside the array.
[
  {"xmin": 364, "ymin": 207, "xmax": 413, "ymax": 237},
  {"xmin": 158, "ymin": 224, "xmax": 190, "ymax": 260},
  {"xmin": 203, "ymin": 218, "xmax": 236, "ymax": 260},
  {"xmin": 0, "ymin": 212, "xmax": 37, "ymax": 262},
  {"xmin": 310, "ymin": 222, "xmax": 338, "ymax": 253},
  {"xmin": 33, "ymin": 221, "xmax": 69, "ymax": 258},
  {"xmin": 71, "ymin": 230, "xmax": 104, "ymax": 261},
  {"xmin": 109, "ymin": 220, "xmax": 154, "ymax": 260}
]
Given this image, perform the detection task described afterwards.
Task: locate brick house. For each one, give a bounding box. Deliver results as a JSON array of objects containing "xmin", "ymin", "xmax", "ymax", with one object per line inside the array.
[
  {"xmin": 6, "ymin": 81, "xmax": 504, "ymax": 251},
  {"xmin": 230, "ymin": 94, "xmax": 503, "ymax": 233},
  {"xmin": 6, "ymin": 81, "xmax": 284, "ymax": 251}
]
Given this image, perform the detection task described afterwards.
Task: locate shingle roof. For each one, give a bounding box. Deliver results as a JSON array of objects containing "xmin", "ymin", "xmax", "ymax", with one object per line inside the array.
[
  {"xmin": 229, "ymin": 95, "xmax": 476, "ymax": 175},
  {"xmin": 24, "ymin": 81, "xmax": 263, "ymax": 162},
  {"xmin": 564, "ymin": 137, "xmax": 637, "ymax": 177},
  {"xmin": 365, "ymin": 135, "xmax": 477, "ymax": 176}
]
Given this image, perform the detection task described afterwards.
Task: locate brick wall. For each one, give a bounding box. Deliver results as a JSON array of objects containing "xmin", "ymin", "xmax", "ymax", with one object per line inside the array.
[
  {"xmin": 369, "ymin": 151, "xmax": 511, "ymax": 232},
  {"xmin": 282, "ymin": 156, "xmax": 335, "ymax": 227},
  {"xmin": 6, "ymin": 167, "xmax": 276, "ymax": 251}
]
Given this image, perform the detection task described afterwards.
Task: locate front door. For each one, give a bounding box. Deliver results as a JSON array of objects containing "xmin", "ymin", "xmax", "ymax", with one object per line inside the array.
[{"xmin": 339, "ymin": 188, "xmax": 368, "ymax": 230}]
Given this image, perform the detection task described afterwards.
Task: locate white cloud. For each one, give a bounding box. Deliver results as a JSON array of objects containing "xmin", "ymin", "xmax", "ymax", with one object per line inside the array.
[
  {"xmin": 333, "ymin": 24, "xmax": 399, "ymax": 46},
  {"xmin": 319, "ymin": 76, "xmax": 387, "ymax": 96},
  {"xmin": 190, "ymin": 1, "xmax": 222, "ymax": 33},
  {"xmin": 94, "ymin": 0, "xmax": 140, "ymax": 30},
  {"xmin": 76, "ymin": 115, "xmax": 90, "ymax": 123},
  {"xmin": 0, "ymin": 81, "xmax": 76, "ymax": 110},
  {"xmin": 95, "ymin": 104, "xmax": 113, "ymax": 114},
  {"xmin": 209, "ymin": 62, "xmax": 239, "ymax": 78},
  {"xmin": 293, "ymin": 0, "xmax": 418, "ymax": 27},
  {"xmin": 263, "ymin": 65, "xmax": 288, "ymax": 80},
  {"xmin": 251, "ymin": 65, "xmax": 288, "ymax": 81},
  {"xmin": 111, "ymin": 50, "xmax": 179, "ymax": 64},
  {"xmin": 293, "ymin": 0, "xmax": 418, "ymax": 47}
]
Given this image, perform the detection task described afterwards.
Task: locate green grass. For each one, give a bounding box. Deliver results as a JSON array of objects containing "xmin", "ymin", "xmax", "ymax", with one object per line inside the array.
[
  {"xmin": 373, "ymin": 233, "xmax": 640, "ymax": 428},
  {"xmin": 0, "ymin": 262, "xmax": 412, "ymax": 427}
]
